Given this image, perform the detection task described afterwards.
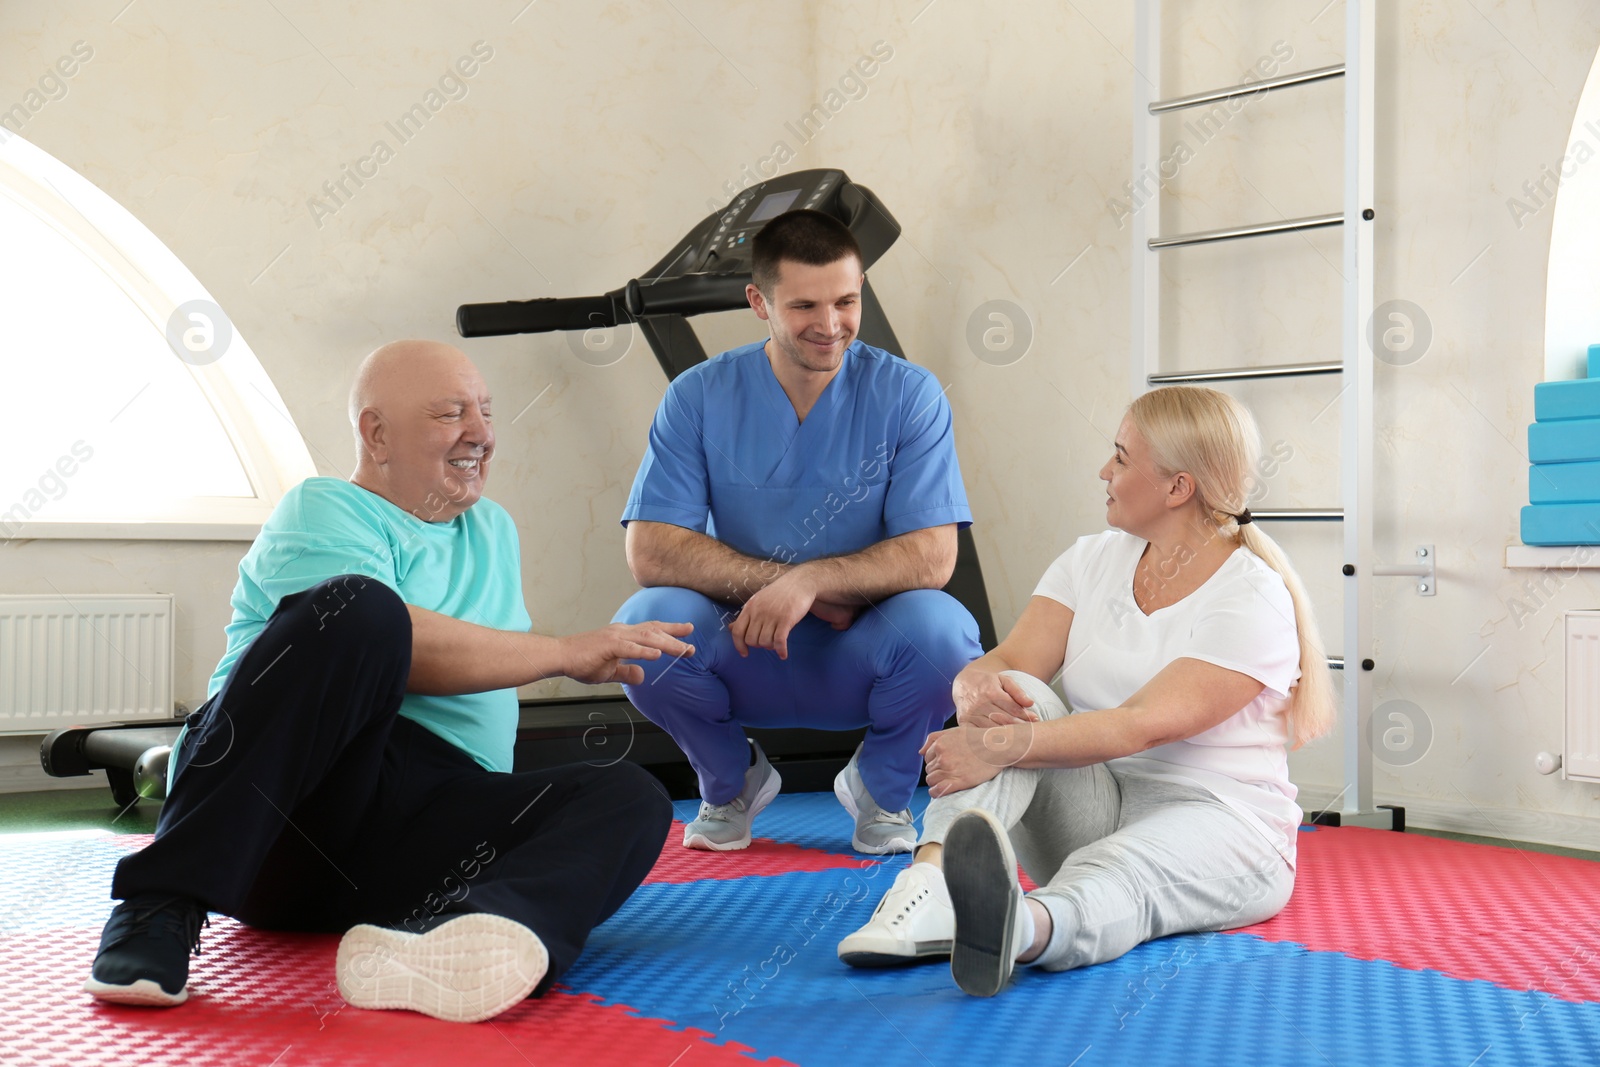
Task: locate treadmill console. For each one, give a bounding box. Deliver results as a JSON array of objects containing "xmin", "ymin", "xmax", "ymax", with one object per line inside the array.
[{"xmin": 692, "ymin": 170, "xmax": 849, "ymax": 271}]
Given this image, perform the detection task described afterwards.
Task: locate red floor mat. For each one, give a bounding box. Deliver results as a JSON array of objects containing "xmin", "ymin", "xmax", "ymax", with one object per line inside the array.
[
  {"xmin": 643, "ymin": 821, "xmax": 867, "ymax": 882},
  {"xmin": 6, "ymin": 925, "xmax": 791, "ymax": 1067},
  {"xmin": 10, "ymin": 815, "xmax": 1600, "ymax": 1066},
  {"xmin": 1244, "ymin": 827, "xmax": 1600, "ymax": 1001}
]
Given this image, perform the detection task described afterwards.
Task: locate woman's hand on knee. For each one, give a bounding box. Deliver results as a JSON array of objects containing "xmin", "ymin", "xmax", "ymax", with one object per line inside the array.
[
  {"xmin": 921, "ymin": 724, "xmax": 1032, "ymax": 797},
  {"xmin": 953, "ymin": 669, "xmax": 1038, "ymax": 728}
]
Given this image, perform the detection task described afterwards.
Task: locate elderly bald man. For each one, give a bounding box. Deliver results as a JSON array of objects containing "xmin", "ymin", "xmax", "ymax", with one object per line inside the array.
[{"xmin": 87, "ymin": 340, "xmax": 693, "ymax": 1023}]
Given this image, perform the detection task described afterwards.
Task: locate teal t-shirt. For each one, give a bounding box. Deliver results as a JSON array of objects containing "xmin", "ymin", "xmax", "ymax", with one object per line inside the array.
[{"xmin": 203, "ymin": 477, "xmax": 532, "ymax": 773}]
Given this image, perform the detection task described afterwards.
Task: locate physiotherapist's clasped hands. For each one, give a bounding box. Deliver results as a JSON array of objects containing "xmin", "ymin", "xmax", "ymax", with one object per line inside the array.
[{"xmin": 730, "ymin": 563, "xmax": 860, "ymax": 659}]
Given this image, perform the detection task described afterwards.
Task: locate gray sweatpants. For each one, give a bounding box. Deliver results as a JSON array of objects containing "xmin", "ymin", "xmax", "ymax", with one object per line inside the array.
[{"xmin": 922, "ymin": 671, "xmax": 1295, "ymax": 971}]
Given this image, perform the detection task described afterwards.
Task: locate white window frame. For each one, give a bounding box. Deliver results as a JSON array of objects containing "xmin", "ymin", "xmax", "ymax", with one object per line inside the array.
[{"xmin": 0, "ymin": 133, "xmax": 315, "ymax": 541}]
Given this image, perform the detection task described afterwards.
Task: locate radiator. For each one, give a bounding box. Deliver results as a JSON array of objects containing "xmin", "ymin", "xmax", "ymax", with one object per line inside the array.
[
  {"xmin": 0, "ymin": 594, "xmax": 174, "ymax": 734},
  {"xmin": 1564, "ymin": 610, "xmax": 1600, "ymax": 782}
]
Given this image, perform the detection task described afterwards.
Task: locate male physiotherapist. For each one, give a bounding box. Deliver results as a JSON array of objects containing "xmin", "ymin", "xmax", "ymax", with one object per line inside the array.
[
  {"xmin": 613, "ymin": 210, "xmax": 981, "ymax": 855},
  {"xmin": 87, "ymin": 340, "xmax": 692, "ymax": 1023}
]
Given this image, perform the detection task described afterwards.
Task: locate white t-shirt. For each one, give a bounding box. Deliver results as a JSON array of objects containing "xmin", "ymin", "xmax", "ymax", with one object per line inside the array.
[{"xmin": 1032, "ymin": 529, "xmax": 1303, "ymax": 865}]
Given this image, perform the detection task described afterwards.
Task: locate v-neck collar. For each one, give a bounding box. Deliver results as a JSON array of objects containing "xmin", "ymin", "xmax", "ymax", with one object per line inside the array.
[
  {"xmin": 1129, "ymin": 540, "xmax": 1242, "ymax": 617},
  {"xmin": 757, "ymin": 339, "xmax": 851, "ymax": 428},
  {"xmin": 757, "ymin": 341, "xmax": 854, "ymax": 484}
]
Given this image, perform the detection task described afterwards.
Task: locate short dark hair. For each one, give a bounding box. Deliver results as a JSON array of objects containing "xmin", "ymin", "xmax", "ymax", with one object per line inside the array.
[{"xmin": 751, "ymin": 209, "xmax": 863, "ymax": 294}]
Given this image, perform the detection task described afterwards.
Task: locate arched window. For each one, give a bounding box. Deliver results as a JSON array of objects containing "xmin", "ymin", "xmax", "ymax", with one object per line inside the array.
[
  {"xmin": 1545, "ymin": 48, "xmax": 1600, "ymax": 380},
  {"xmin": 0, "ymin": 133, "xmax": 314, "ymax": 540}
]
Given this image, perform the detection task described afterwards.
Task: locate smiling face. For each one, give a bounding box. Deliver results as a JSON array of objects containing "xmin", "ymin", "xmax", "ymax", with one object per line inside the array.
[
  {"xmin": 1099, "ymin": 416, "xmax": 1189, "ymax": 536},
  {"xmin": 350, "ymin": 340, "xmax": 495, "ymax": 522},
  {"xmin": 748, "ymin": 255, "xmax": 864, "ymax": 377}
]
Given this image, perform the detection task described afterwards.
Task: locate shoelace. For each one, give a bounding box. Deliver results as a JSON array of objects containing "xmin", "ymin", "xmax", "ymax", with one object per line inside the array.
[
  {"xmin": 845, "ymin": 765, "xmax": 912, "ymax": 828},
  {"xmin": 697, "ymin": 796, "xmax": 750, "ymax": 822},
  {"xmin": 884, "ymin": 882, "xmax": 932, "ymax": 927},
  {"xmin": 104, "ymin": 896, "xmax": 210, "ymax": 957},
  {"xmin": 864, "ymin": 808, "xmax": 914, "ymax": 827}
]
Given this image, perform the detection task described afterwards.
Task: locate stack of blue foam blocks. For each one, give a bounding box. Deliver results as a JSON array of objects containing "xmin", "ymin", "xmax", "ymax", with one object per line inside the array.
[{"xmin": 1524, "ymin": 344, "xmax": 1600, "ymax": 545}]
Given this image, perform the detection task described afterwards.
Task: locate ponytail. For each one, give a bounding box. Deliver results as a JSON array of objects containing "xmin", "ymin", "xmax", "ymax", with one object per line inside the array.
[{"xmin": 1222, "ymin": 513, "xmax": 1335, "ymax": 746}]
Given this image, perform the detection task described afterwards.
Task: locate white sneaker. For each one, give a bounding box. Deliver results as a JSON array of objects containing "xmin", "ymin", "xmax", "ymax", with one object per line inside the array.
[
  {"xmin": 336, "ymin": 913, "xmax": 547, "ymax": 1023},
  {"xmin": 944, "ymin": 808, "xmax": 1030, "ymax": 997},
  {"xmin": 837, "ymin": 863, "xmax": 954, "ymax": 967},
  {"xmin": 683, "ymin": 739, "xmax": 782, "ymax": 851},
  {"xmin": 833, "ymin": 745, "xmax": 916, "ymax": 854}
]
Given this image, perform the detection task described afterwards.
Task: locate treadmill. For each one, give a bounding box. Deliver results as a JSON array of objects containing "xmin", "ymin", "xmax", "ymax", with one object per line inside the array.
[
  {"xmin": 458, "ymin": 168, "xmax": 997, "ymax": 794},
  {"xmin": 40, "ymin": 169, "xmax": 997, "ymax": 804}
]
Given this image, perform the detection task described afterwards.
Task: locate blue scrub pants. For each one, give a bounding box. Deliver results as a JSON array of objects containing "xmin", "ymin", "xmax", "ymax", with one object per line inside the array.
[{"xmin": 613, "ymin": 587, "xmax": 981, "ymax": 810}]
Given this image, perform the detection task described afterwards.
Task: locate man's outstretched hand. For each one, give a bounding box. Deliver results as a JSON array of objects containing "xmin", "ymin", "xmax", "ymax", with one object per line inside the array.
[{"xmin": 559, "ymin": 621, "xmax": 695, "ymax": 685}]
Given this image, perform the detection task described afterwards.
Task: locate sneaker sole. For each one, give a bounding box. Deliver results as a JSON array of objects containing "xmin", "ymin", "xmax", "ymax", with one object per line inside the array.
[
  {"xmin": 336, "ymin": 913, "xmax": 547, "ymax": 1024},
  {"xmin": 83, "ymin": 976, "xmax": 187, "ymax": 1007},
  {"xmin": 944, "ymin": 810, "xmax": 1019, "ymax": 997},
  {"xmin": 834, "ymin": 766, "xmax": 916, "ymax": 855},
  {"xmin": 683, "ymin": 830, "xmax": 753, "ymax": 851},
  {"xmin": 848, "ymin": 830, "xmax": 917, "ymax": 855},
  {"xmin": 838, "ymin": 941, "xmax": 953, "ymax": 968}
]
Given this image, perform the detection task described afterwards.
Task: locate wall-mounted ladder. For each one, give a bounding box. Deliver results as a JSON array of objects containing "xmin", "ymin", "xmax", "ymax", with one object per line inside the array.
[{"xmin": 1131, "ymin": 1, "xmax": 1399, "ymax": 829}]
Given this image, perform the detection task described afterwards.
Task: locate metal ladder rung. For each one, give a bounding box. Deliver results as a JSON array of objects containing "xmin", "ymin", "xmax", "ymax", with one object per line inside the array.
[
  {"xmin": 1150, "ymin": 212, "xmax": 1342, "ymax": 250},
  {"xmin": 1149, "ymin": 63, "xmax": 1346, "ymax": 114},
  {"xmin": 1132, "ymin": 1, "xmax": 1383, "ymax": 825},
  {"xmin": 1252, "ymin": 508, "xmax": 1343, "ymax": 521},
  {"xmin": 1148, "ymin": 361, "xmax": 1341, "ymax": 384}
]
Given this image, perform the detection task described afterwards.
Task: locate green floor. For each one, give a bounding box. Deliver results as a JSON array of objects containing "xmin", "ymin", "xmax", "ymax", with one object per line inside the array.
[
  {"xmin": 0, "ymin": 786, "xmax": 160, "ymax": 835},
  {"xmin": 1, "ymin": 785, "xmax": 1597, "ymax": 862}
]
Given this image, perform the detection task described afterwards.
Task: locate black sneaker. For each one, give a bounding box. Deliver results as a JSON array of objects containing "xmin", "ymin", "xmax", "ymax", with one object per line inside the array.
[
  {"xmin": 945, "ymin": 809, "xmax": 1026, "ymax": 997},
  {"xmin": 84, "ymin": 895, "xmax": 208, "ymax": 1006}
]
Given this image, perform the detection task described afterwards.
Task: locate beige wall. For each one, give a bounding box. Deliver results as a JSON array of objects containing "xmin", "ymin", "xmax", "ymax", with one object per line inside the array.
[
  {"xmin": 0, "ymin": 0, "xmax": 814, "ymax": 718},
  {"xmin": 802, "ymin": 0, "xmax": 1600, "ymax": 846},
  {"xmin": 5, "ymin": 1, "xmax": 1600, "ymax": 846}
]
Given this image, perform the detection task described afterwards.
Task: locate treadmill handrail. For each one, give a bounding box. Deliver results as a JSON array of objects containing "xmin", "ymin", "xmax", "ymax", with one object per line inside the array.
[
  {"xmin": 624, "ymin": 273, "xmax": 752, "ymax": 317},
  {"xmin": 456, "ymin": 291, "xmax": 626, "ymax": 338}
]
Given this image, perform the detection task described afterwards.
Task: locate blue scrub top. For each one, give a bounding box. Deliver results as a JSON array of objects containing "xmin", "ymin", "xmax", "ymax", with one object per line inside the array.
[{"xmin": 622, "ymin": 339, "xmax": 972, "ymax": 564}]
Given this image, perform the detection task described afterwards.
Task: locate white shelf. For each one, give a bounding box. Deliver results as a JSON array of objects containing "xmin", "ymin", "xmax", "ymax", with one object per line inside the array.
[{"xmin": 1505, "ymin": 544, "xmax": 1600, "ymax": 569}]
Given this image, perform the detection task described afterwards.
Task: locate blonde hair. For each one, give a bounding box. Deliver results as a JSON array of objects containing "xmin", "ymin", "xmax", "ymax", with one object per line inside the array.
[{"xmin": 1127, "ymin": 386, "xmax": 1334, "ymax": 748}]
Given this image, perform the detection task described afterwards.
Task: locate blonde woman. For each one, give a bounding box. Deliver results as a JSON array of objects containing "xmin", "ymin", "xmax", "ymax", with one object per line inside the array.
[{"xmin": 837, "ymin": 386, "xmax": 1333, "ymax": 997}]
